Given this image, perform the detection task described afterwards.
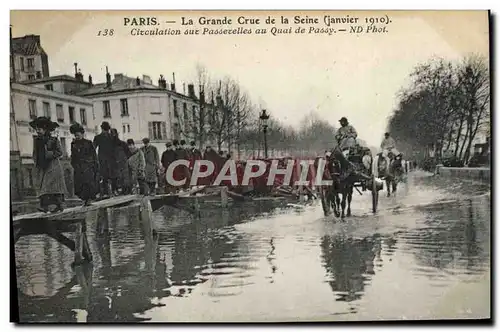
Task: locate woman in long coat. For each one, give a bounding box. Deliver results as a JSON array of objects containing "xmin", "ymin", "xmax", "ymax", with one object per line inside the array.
[
  {"xmin": 30, "ymin": 117, "xmax": 67, "ymax": 213},
  {"xmin": 70, "ymin": 123, "xmax": 99, "ymax": 206}
]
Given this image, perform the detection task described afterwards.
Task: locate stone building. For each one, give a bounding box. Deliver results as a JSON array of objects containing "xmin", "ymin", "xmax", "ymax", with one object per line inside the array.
[
  {"xmin": 77, "ymin": 71, "xmax": 207, "ymax": 153},
  {"xmin": 11, "ymin": 34, "xmax": 50, "ymax": 82},
  {"xmin": 10, "ymin": 82, "xmax": 96, "ymax": 199}
]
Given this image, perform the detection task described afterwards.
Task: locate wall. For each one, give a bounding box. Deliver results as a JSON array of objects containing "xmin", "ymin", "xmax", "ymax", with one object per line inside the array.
[
  {"xmin": 437, "ymin": 166, "xmax": 490, "ymax": 183},
  {"xmin": 13, "ymin": 54, "xmax": 44, "ymax": 82},
  {"xmin": 10, "ymin": 83, "xmax": 96, "ymax": 158}
]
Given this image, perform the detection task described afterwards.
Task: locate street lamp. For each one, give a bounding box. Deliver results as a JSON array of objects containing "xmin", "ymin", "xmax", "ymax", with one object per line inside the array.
[{"xmin": 260, "ymin": 109, "xmax": 270, "ymax": 158}]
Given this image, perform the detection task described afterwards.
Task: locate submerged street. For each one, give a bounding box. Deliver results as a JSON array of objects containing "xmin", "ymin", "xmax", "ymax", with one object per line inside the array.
[{"xmin": 14, "ymin": 171, "xmax": 491, "ymax": 322}]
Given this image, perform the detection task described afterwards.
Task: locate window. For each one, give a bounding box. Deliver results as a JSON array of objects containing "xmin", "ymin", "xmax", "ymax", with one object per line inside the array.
[
  {"xmin": 183, "ymin": 103, "xmax": 188, "ymax": 122},
  {"xmin": 149, "ymin": 97, "xmax": 161, "ymax": 114},
  {"xmin": 56, "ymin": 104, "xmax": 64, "ymax": 122},
  {"xmin": 44, "ymin": 84, "xmax": 53, "ymax": 91},
  {"xmin": 173, "ymin": 123, "xmax": 181, "ymax": 139},
  {"xmin": 28, "ymin": 74, "xmax": 35, "ymax": 81},
  {"xmin": 19, "ymin": 57, "xmax": 24, "ymax": 71},
  {"xmin": 80, "ymin": 108, "xmax": 87, "ymax": 125},
  {"xmin": 68, "ymin": 106, "xmax": 75, "ymax": 123},
  {"xmin": 60, "ymin": 137, "xmax": 67, "ymax": 157},
  {"xmin": 122, "ymin": 124, "xmax": 131, "ymax": 134},
  {"xmin": 120, "ymin": 98, "xmax": 129, "ymax": 116},
  {"xmin": 36, "ymin": 71, "xmax": 42, "ymax": 79},
  {"xmin": 173, "ymin": 100, "xmax": 179, "ymax": 117},
  {"xmin": 148, "ymin": 121, "xmax": 166, "ymax": 140},
  {"xmin": 103, "ymin": 100, "xmax": 111, "ymax": 118},
  {"xmin": 42, "ymin": 102, "xmax": 51, "ymax": 118},
  {"xmin": 27, "ymin": 58, "xmax": 34, "ymax": 69},
  {"xmin": 28, "ymin": 99, "xmax": 37, "ymax": 119}
]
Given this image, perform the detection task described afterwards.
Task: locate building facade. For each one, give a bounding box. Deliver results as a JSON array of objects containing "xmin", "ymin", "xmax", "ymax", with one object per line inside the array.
[
  {"xmin": 11, "ymin": 34, "xmax": 50, "ymax": 82},
  {"xmin": 78, "ymin": 73, "xmax": 204, "ymax": 153},
  {"xmin": 10, "ymin": 83, "xmax": 96, "ymax": 198}
]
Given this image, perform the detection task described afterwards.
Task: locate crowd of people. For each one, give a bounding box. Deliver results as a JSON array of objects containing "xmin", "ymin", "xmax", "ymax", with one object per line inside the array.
[{"xmin": 29, "ymin": 117, "xmax": 232, "ymax": 213}]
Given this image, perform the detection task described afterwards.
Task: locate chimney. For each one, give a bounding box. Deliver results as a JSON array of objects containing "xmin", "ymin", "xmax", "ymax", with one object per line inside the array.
[
  {"xmin": 88, "ymin": 74, "xmax": 93, "ymax": 86},
  {"xmin": 158, "ymin": 75, "xmax": 167, "ymax": 89},
  {"xmin": 183, "ymin": 83, "xmax": 186, "ymax": 95},
  {"xmin": 136, "ymin": 77, "xmax": 141, "ymax": 86},
  {"xmin": 188, "ymin": 84, "xmax": 196, "ymax": 99},
  {"xmin": 171, "ymin": 72, "xmax": 176, "ymax": 91},
  {"xmin": 76, "ymin": 69, "xmax": 83, "ymax": 82},
  {"xmin": 74, "ymin": 63, "xmax": 78, "ymax": 77},
  {"xmin": 105, "ymin": 66, "xmax": 111, "ymax": 87}
]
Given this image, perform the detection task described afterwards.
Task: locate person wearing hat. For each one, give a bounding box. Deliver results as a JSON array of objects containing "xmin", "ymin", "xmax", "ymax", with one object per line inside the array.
[
  {"xmin": 70, "ymin": 123, "xmax": 99, "ymax": 206},
  {"xmin": 140, "ymin": 137, "xmax": 160, "ymax": 195},
  {"xmin": 174, "ymin": 139, "xmax": 191, "ymax": 190},
  {"xmin": 93, "ymin": 121, "xmax": 118, "ymax": 198},
  {"xmin": 110, "ymin": 128, "xmax": 131, "ymax": 195},
  {"xmin": 30, "ymin": 116, "xmax": 67, "ymax": 213},
  {"xmin": 335, "ymin": 117, "xmax": 358, "ymax": 154},
  {"xmin": 380, "ymin": 132, "xmax": 397, "ymax": 169},
  {"xmin": 126, "ymin": 139, "xmax": 147, "ymax": 195},
  {"xmin": 161, "ymin": 141, "xmax": 177, "ymax": 194}
]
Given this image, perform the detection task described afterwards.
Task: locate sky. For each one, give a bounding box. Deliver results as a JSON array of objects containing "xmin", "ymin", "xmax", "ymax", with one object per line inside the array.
[{"xmin": 10, "ymin": 10, "xmax": 489, "ymax": 145}]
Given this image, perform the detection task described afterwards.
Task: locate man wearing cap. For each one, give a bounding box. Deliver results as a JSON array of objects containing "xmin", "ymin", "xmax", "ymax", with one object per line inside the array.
[
  {"xmin": 161, "ymin": 141, "xmax": 176, "ymax": 193},
  {"xmin": 380, "ymin": 132, "xmax": 398, "ymax": 170},
  {"xmin": 93, "ymin": 121, "xmax": 117, "ymax": 198},
  {"xmin": 141, "ymin": 138, "xmax": 160, "ymax": 195},
  {"xmin": 335, "ymin": 117, "xmax": 358, "ymax": 154}
]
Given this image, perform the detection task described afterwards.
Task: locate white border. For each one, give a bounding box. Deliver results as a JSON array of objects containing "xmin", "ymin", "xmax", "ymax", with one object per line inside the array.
[{"xmin": 3, "ymin": 1, "xmax": 497, "ymax": 332}]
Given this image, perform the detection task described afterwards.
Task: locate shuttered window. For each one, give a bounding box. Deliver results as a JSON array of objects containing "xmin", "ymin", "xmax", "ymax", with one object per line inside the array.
[{"xmin": 148, "ymin": 121, "xmax": 166, "ymax": 140}]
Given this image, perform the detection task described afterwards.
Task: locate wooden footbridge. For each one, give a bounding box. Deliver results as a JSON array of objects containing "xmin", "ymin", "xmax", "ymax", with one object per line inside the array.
[{"xmin": 12, "ymin": 186, "xmax": 296, "ymax": 268}]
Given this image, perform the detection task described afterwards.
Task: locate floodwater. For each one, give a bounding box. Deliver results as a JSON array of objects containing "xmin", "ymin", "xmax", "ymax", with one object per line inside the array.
[{"xmin": 14, "ymin": 171, "xmax": 491, "ymax": 322}]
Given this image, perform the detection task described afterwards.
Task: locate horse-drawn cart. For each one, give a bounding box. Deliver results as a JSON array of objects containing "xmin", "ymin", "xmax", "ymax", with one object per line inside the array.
[{"xmin": 318, "ymin": 148, "xmax": 383, "ymax": 217}]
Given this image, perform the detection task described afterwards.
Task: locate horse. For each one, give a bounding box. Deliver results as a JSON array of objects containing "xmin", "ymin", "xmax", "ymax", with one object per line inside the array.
[
  {"xmin": 314, "ymin": 155, "xmax": 341, "ymax": 217},
  {"xmin": 385, "ymin": 153, "xmax": 405, "ymax": 196},
  {"xmin": 325, "ymin": 148, "xmax": 356, "ymax": 218}
]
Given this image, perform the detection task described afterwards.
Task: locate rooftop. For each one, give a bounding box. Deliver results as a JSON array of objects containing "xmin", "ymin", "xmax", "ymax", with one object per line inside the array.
[
  {"xmin": 12, "ymin": 34, "xmax": 47, "ymax": 56},
  {"xmin": 20, "ymin": 74, "xmax": 90, "ymax": 85}
]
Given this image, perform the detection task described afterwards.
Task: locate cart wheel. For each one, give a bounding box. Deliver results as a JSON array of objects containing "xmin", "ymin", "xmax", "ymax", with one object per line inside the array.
[{"xmin": 371, "ymin": 175, "xmax": 379, "ymax": 213}]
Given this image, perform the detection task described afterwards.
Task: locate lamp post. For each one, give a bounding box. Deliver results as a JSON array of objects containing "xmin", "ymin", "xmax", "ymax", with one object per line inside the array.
[{"xmin": 260, "ymin": 109, "xmax": 270, "ymax": 158}]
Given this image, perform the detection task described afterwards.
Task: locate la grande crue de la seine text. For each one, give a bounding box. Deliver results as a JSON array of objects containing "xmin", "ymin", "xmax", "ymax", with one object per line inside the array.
[{"xmin": 123, "ymin": 15, "xmax": 391, "ymax": 36}]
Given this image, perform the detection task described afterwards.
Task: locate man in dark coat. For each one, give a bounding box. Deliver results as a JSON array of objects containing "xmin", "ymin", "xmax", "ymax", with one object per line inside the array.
[
  {"xmin": 161, "ymin": 141, "xmax": 177, "ymax": 193},
  {"xmin": 30, "ymin": 116, "xmax": 67, "ymax": 213},
  {"xmin": 70, "ymin": 123, "xmax": 99, "ymax": 206},
  {"xmin": 175, "ymin": 139, "xmax": 191, "ymax": 190},
  {"xmin": 190, "ymin": 141, "xmax": 202, "ymax": 161},
  {"xmin": 93, "ymin": 121, "xmax": 117, "ymax": 198},
  {"xmin": 110, "ymin": 128, "xmax": 131, "ymax": 195},
  {"xmin": 141, "ymin": 138, "xmax": 160, "ymax": 195}
]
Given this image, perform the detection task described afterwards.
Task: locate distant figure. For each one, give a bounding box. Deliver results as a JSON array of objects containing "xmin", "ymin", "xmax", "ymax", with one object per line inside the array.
[
  {"xmin": 70, "ymin": 123, "xmax": 99, "ymax": 206},
  {"xmin": 127, "ymin": 139, "xmax": 147, "ymax": 195},
  {"xmin": 161, "ymin": 141, "xmax": 177, "ymax": 194},
  {"xmin": 335, "ymin": 117, "xmax": 358, "ymax": 155},
  {"xmin": 30, "ymin": 117, "xmax": 66, "ymax": 213},
  {"xmin": 110, "ymin": 128, "xmax": 131, "ymax": 195},
  {"xmin": 141, "ymin": 138, "xmax": 160, "ymax": 195},
  {"xmin": 93, "ymin": 121, "xmax": 117, "ymax": 197},
  {"xmin": 190, "ymin": 141, "xmax": 202, "ymax": 161},
  {"xmin": 175, "ymin": 139, "xmax": 191, "ymax": 189}
]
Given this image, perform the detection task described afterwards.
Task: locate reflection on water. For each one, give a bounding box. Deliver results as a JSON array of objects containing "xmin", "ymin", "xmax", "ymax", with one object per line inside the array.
[{"xmin": 14, "ymin": 174, "xmax": 491, "ymax": 322}]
